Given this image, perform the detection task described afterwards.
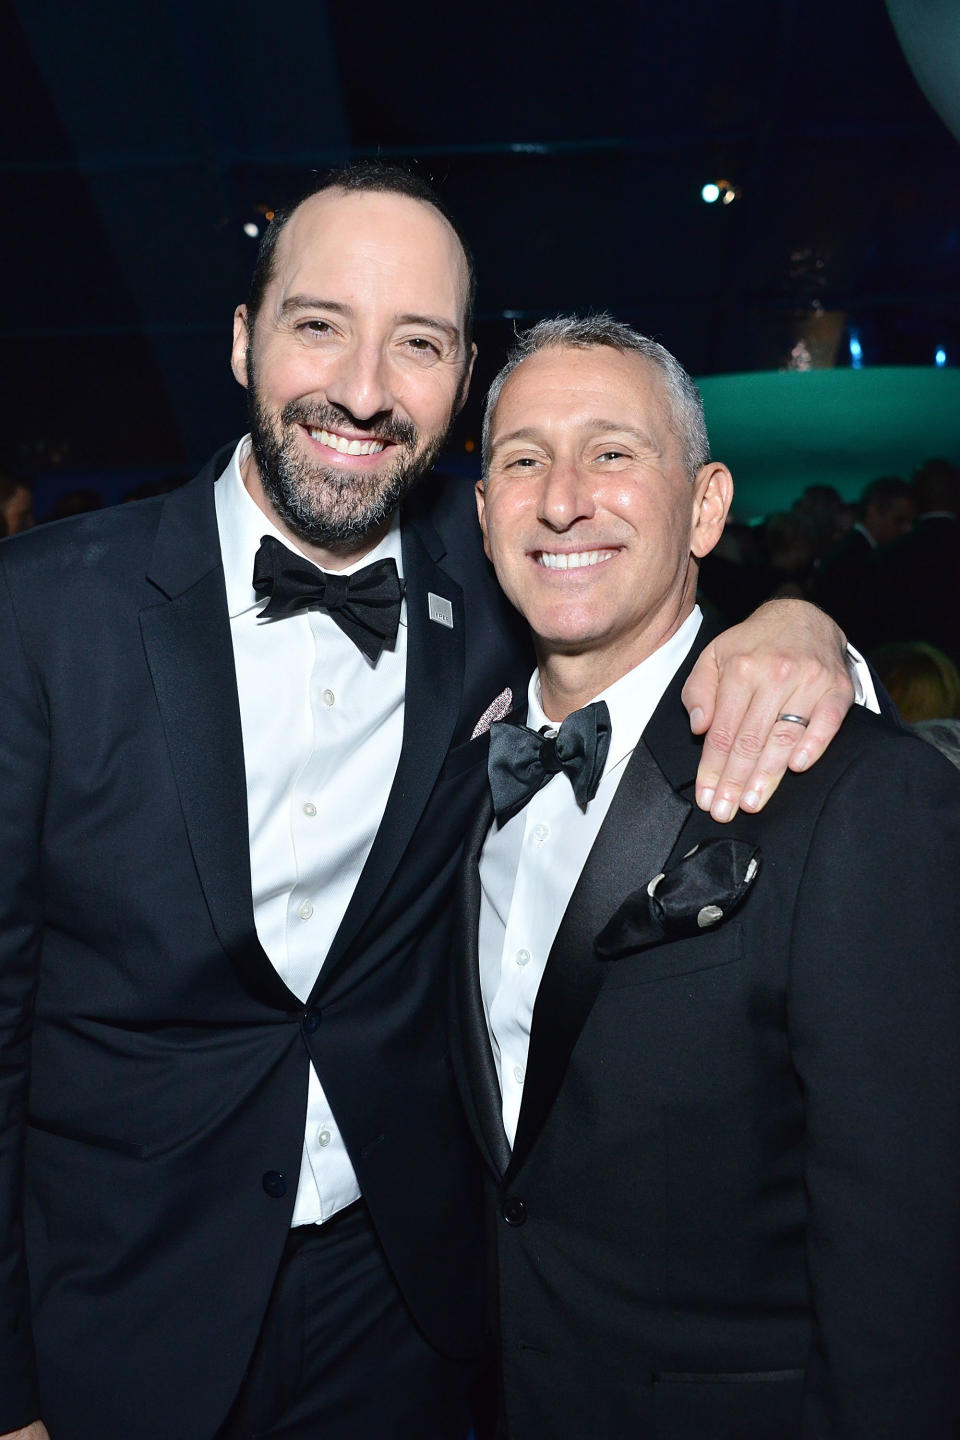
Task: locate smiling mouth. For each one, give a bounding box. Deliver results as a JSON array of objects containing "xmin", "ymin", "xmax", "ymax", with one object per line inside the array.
[
  {"xmin": 306, "ymin": 427, "xmax": 387, "ymax": 456},
  {"xmin": 535, "ymin": 549, "xmax": 618, "ymax": 570}
]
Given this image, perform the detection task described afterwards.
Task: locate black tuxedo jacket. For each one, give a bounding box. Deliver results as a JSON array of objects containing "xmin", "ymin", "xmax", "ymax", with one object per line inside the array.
[
  {"xmin": 453, "ymin": 634, "xmax": 960, "ymax": 1440},
  {"xmin": 0, "ymin": 445, "xmax": 530, "ymax": 1438}
]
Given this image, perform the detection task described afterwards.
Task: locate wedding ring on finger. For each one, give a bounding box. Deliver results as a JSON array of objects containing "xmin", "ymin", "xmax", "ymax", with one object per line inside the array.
[{"xmin": 777, "ymin": 713, "xmax": 810, "ymax": 727}]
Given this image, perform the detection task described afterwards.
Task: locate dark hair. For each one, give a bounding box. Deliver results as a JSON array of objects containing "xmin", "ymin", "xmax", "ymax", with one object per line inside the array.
[
  {"xmin": 859, "ymin": 474, "xmax": 912, "ymax": 515},
  {"xmin": 911, "ymin": 458, "xmax": 960, "ymax": 515},
  {"xmin": 246, "ymin": 161, "xmax": 476, "ymax": 350}
]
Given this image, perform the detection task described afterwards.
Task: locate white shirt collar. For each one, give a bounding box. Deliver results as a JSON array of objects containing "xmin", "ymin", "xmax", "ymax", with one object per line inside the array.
[
  {"xmin": 214, "ymin": 435, "xmax": 404, "ymax": 620},
  {"xmin": 525, "ymin": 606, "xmax": 703, "ymax": 778}
]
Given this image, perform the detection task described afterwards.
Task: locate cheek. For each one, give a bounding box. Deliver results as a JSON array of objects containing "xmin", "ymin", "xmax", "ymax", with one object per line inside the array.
[
  {"xmin": 257, "ymin": 341, "xmax": 331, "ymax": 403},
  {"xmin": 396, "ymin": 372, "xmax": 460, "ymax": 434},
  {"xmin": 481, "ymin": 499, "xmax": 528, "ymax": 584}
]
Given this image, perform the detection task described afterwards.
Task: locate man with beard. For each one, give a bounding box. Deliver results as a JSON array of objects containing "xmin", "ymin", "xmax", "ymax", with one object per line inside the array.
[{"xmin": 0, "ymin": 164, "xmax": 865, "ymax": 1440}]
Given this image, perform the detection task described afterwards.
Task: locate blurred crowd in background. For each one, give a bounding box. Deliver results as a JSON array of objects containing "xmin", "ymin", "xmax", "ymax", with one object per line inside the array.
[{"xmin": 696, "ymin": 455, "xmax": 960, "ymax": 764}]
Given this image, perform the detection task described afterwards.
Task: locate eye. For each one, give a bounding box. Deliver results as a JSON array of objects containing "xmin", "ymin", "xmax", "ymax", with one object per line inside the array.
[
  {"xmin": 498, "ymin": 455, "xmax": 543, "ymax": 474},
  {"xmin": 596, "ymin": 448, "xmax": 629, "ymax": 462},
  {"xmin": 297, "ymin": 319, "xmax": 335, "ymax": 338},
  {"xmin": 401, "ymin": 335, "xmax": 443, "ymax": 360}
]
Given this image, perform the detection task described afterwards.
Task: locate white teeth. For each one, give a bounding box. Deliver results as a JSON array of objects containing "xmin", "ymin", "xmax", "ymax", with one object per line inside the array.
[
  {"xmin": 308, "ymin": 428, "xmax": 385, "ymax": 456},
  {"xmin": 537, "ymin": 550, "xmax": 616, "ymax": 569}
]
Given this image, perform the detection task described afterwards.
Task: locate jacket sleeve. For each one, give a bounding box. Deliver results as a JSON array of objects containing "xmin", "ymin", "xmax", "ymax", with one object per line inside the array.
[
  {"xmin": 788, "ymin": 731, "xmax": 960, "ymax": 1437},
  {"xmin": 0, "ymin": 549, "xmax": 46, "ymax": 1428}
]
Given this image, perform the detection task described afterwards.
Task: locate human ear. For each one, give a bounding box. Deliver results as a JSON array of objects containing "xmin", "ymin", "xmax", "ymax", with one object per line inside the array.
[
  {"xmin": 690, "ymin": 462, "xmax": 734, "ymax": 559},
  {"xmin": 231, "ymin": 306, "xmax": 251, "ymax": 389}
]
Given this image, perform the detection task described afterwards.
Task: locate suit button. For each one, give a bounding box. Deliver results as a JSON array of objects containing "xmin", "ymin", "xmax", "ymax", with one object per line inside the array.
[
  {"xmin": 302, "ymin": 1009, "xmax": 321, "ymax": 1034},
  {"xmin": 262, "ymin": 1171, "xmax": 287, "ymax": 1198},
  {"xmin": 502, "ymin": 1197, "xmax": 527, "ymax": 1226}
]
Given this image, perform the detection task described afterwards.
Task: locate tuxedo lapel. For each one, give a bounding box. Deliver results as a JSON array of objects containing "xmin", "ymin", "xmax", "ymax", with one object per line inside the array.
[
  {"xmin": 316, "ymin": 509, "xmax": 465, "ymax": 989},
  {"xmin": 140, "ymin": 465, "xmax": 294, "ymax": 1011},
  {"xmin": 504, "ymin": 627, "xmax": 720, "ymax": 1181},
  {"xmin": 457, "ymin": 797, "xmax": 513, "ymax": 1178},
  {"xmin": 507, "ymin": 739, "xmax": 691, "ymax": 1180}
]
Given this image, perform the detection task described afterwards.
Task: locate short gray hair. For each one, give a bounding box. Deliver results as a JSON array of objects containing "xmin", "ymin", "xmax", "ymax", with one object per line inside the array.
[{"xmin": 481, "ymin": 313, "xmax": 710, "ymax": 481}]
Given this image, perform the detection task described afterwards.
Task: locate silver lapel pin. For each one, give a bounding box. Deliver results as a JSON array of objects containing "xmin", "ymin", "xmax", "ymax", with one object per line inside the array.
[{"xmin": 427, "ymin": 592, "xmax": 454, "ymax": 629}]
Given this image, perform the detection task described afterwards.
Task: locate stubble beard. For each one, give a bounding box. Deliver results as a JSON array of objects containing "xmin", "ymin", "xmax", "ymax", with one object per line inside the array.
[{"xmin": 246, "ymin": 354, "xmax": 453, "ymax": 555}]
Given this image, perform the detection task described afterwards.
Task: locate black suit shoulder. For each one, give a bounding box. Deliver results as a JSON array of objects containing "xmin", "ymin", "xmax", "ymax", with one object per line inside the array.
[
  {"xmin": 0, "ymin": 453, "xmax": 222, "ymax": 591},
  {"xmin": 789, "ymin": 701, "xmax": 956, "ymax": 799},
  {"xmin": 2, "ymin": 490, "xmax": 162, "ymax": 575}
]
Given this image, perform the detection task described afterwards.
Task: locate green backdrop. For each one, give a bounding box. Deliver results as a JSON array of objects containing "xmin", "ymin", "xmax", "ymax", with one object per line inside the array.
[{"xmin": 697, "ymin": 367, "xmax": 960, "ymax": 519}]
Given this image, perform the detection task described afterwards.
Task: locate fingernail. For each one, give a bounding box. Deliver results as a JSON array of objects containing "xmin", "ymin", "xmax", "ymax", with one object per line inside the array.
[
  {"xmin": 689, "ymin": 707, "xmax": 704, "ymax": 732},
  {"xmin": 698, "ymin": 787, "xmax": 715, "ymax": 810},
  {"xmin": 742, "ymin": 789, "xmax": 760, "ymax": 810},
  {"xmin": 793, "ymin": 750, "xmax": 810, "ymax": 771},
  {"xmin": 712, "ymin": 797, "xmax": 733, "ymax": 822}
]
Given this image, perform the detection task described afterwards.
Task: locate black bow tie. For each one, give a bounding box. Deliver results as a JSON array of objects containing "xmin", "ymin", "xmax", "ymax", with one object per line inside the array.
[
  {"xmin": 252, "ymin": 535, "xmax": 404, "ymax": 663},
  {"xmin": 487, "ymin": 700, "xmax": 612, "ymax": 825}
]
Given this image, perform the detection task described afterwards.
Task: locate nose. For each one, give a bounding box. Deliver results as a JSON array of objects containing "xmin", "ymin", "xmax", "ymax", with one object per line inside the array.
[
  {"xmin": 538, "ymin": 457, "xmax": 596, "ymax": 532},
  {"xmin": 324, "ymin": 339, "xmax": 394, "ymax": 425}
]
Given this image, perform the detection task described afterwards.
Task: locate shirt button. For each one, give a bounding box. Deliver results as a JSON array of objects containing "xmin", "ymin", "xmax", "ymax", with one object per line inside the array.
[
  {"xmin": 302, "ymin": 802, "xmax": 317, "ymax": 818},
  {"xmin": 322, "ymin": 688, "xmax": 335, "ymax": 707},
  {"xmin": 513, "ymin": 1065, "xmax": 525, "ymax": 1085},
  {"xmin": 516, "ymin": 948, "xmax": 531, "ymax": 967},
  {"xmin": 297, "ymin": 900, "xmax": 314, "ymax": 921},
  {"xmin": 532, "ymin": 823, "xmax": 550, "ymax": 843},
  {"xmin": 317, "ymin": 1129, "xmax": 332, "ymax": 1148}
]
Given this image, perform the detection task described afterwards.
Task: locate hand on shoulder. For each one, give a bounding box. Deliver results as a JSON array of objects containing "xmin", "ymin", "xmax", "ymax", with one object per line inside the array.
[{"xmin": 683, "ymin": 599, "xmax": 854, "ymax": 821}]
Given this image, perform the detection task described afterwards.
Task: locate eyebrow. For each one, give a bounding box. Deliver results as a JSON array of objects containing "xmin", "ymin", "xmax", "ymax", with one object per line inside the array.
[
  {"xmin": 395, "ymin": 313, "xmax": 462, "ymax": 347},
  {"xmin": 279, "ymin": 296, "xmax": 461, "ymax": 347},
  {"xmin": 279, "ymin": 296, "xmax": 349, "ymax": 318},
  {"xmin": 491, "ymin": 419, "xmax": 662, "ymax": 453}
]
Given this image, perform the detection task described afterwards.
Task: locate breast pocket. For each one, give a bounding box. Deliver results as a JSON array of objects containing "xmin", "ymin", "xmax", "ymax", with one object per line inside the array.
[{"xmin": 600, "ymin": 924, "xmax": 742, "ymax": 991}]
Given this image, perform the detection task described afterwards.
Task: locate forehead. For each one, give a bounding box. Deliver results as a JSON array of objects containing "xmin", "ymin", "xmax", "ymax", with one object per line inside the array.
[
  {"xmin": 492, "ymin": 345, "xmax": 672, "ymax": 441},
  {"xmin": 268, "ymin": 188, "xmax": 467, "ymax": 327}
]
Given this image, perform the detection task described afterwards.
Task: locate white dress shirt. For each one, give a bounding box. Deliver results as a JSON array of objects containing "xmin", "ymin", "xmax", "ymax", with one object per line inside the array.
[
  {"xmin": 479, "ymin": 611, "xmax": 703, "ymax": 1147},
  {"xmin": 215, "ymin": 437, "xmax": 407, "ymax": 1225},
  {"xmin": 479, "ymin": 609, "xmax": 879, "ymax": 1148}
]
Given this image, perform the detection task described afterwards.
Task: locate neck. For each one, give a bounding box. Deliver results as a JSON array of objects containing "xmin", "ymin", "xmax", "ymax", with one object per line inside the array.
[
  {"xmin": 240, "ymin": 449, "xmax": 388, "ymax": 572},
  {"xmin": 536, "ymin": 598, "xmax": 695, "ymax": 723}
]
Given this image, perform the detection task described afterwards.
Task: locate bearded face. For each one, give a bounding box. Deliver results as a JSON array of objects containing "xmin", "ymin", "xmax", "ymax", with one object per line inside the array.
[{"xmin": 246, "ymin": 348, "xmax": 454, "ymax": 555}]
